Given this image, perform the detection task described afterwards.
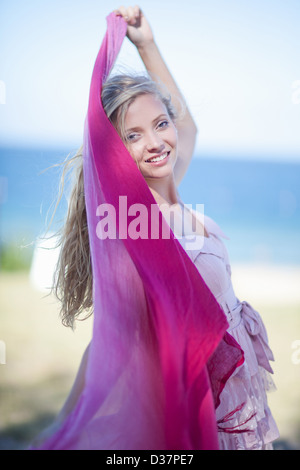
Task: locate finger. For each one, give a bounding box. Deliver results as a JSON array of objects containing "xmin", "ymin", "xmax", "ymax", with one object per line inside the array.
[
  {"xmin": 113, "ymin": 5, "xmax": 140, "ymax": 25},
  {"xmin": 126, "ymin": 6, "xmax": 138, "ymax": 25},
  {"xmin": 114, "ymin": 6, "xmax": 128, "ymax": 20},
  {"xmin": 133, "ymin": 5, "xmax": 141, "ymax": 18}
]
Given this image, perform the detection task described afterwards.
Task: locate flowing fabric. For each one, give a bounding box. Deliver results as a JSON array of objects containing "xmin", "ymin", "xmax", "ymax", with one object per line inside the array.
[{"xmin": 31, "ymin": 13, "xmax": 244, "ymax": 450}]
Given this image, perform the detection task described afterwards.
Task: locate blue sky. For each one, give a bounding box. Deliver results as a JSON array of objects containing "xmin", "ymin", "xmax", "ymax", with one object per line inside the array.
[{"xmin": 0, "ymin": 0, "xmax": 300, "ymax": 160}]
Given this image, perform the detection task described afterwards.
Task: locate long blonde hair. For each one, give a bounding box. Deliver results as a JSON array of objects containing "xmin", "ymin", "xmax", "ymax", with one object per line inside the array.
[{"xmin": 53, "ymin": 74, "xmax": 177, "ymax": 328}]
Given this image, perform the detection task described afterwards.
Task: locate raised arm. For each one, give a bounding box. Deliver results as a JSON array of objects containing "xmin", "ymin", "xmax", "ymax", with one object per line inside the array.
[{"xmin": 114, "ymin": 5, "xmax": 198, "ymax": 186}]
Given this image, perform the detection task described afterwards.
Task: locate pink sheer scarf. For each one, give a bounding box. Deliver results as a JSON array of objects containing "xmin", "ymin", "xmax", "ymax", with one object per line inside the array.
[{"xmin": 32, "ymin": 13, "xmax": 243, "ymax": 450}]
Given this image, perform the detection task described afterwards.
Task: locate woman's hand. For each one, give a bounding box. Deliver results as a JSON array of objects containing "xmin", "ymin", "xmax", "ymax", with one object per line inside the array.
[{"xmin": 114, "ymin": 5, "xmax": 154, "ymax": 49}]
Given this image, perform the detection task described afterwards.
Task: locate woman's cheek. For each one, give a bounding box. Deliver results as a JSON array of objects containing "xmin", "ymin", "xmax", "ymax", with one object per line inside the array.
[{"xmin": 128, "ymin": 144, "xmax": 143, "ymax": 164}]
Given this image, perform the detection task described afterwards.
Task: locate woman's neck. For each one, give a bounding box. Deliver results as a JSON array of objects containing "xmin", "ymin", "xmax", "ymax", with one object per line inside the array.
[{"xmin": 146, "ymin": 174, "xmax": 179, "ymax": 206}]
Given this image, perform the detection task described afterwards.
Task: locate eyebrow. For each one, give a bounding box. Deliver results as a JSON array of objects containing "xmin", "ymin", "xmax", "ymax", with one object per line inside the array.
[{"xmin": 125, "ymin": 114, "xmax": 169, "ymax": 133}]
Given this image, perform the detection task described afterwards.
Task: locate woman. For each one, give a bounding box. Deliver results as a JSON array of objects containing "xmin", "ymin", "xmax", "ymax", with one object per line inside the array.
[{"xmin": 30, "ymin": 7, "xmax": 279, "ymax": 450}]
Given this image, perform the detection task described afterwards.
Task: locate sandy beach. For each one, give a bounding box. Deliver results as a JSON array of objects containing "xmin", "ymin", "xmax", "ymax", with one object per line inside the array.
[
  {"xmin": 0, "ymin": 263, "xmax": 300, "ymax": 450},
  {"xmin": 231, "ymin": 263, "xmax": 300, "ymax": 450}
]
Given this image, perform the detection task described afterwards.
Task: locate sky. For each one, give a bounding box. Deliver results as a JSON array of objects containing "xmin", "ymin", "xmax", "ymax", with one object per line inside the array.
[{"xmin": 0, "ymin": 0, "xmax": 300, "ymax": 160}]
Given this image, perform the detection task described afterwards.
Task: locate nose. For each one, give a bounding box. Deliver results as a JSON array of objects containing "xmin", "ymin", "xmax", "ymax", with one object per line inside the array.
[{"xmin": 145, "ymin": 130, "xmax": 165, "ymax": 153}]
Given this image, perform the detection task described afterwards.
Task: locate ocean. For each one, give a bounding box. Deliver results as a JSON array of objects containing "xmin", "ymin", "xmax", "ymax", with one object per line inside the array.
[{"xmin": 1, "ymin": 146, "xmax": 300, "ymax": 266}]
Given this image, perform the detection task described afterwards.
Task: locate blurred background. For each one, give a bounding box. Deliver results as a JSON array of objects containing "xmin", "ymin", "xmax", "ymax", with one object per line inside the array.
[{"xmin": 0, "ymin": 0, "xmax": 299, "ymax": 450}]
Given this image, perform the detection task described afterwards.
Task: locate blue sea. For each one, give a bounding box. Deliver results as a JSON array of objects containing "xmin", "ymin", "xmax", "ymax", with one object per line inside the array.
[{"xmin": 1, "ymin": 146, "xmax": 300, "ymax": 265}]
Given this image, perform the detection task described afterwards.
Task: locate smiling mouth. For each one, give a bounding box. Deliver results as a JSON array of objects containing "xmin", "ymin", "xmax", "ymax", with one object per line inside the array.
[{"xmin": 145, "ymin": 152, "xmax": 170, "ymax": 163}]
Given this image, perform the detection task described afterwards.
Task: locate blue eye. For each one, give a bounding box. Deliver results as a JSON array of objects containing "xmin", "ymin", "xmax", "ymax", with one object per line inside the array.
[
  {"xmin": 127, "ymin": 133, "xmax": 138, "ymax": 141},
  {"xmin": 158, "ymin": 120, "xmax": 169, "ymax": 129}
]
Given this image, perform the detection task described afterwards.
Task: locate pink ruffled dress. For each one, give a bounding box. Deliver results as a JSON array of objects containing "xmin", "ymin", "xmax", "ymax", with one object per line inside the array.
[{"xmin": 175, "ymin": 202, "xmax": 280, "ymax": 450}]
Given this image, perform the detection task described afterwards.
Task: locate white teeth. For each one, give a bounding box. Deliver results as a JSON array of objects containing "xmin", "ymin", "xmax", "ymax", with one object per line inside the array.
[{"xmin": 147, "ymin": 152, "xmax": 168, "ymax": 163}]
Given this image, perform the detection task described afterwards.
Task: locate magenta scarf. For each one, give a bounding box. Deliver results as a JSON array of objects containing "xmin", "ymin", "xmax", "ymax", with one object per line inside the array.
[{"xmin": 32, "ymin": 13, "xmax": 243, "ymax": 450}]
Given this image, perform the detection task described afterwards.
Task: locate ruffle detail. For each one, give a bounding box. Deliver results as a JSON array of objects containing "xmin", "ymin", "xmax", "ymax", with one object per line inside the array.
[
  {"xmin": 240, "ymin": 301, "xmax": 274, "ymax": 374},
  {"xmin": 216, "ymin": 300, "xmax": 280, "ymax": 450}
]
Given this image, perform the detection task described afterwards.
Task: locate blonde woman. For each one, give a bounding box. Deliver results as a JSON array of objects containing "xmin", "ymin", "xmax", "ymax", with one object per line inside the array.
[{"xmin": 30, "ymin": 6, "xmax": 279, "ymax": 450}]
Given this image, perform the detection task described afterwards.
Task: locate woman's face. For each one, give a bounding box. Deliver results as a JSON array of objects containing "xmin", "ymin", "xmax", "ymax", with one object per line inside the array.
[{"xmin": 123, "ymin": 94, "xmax": 178, "ymax": 180}]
